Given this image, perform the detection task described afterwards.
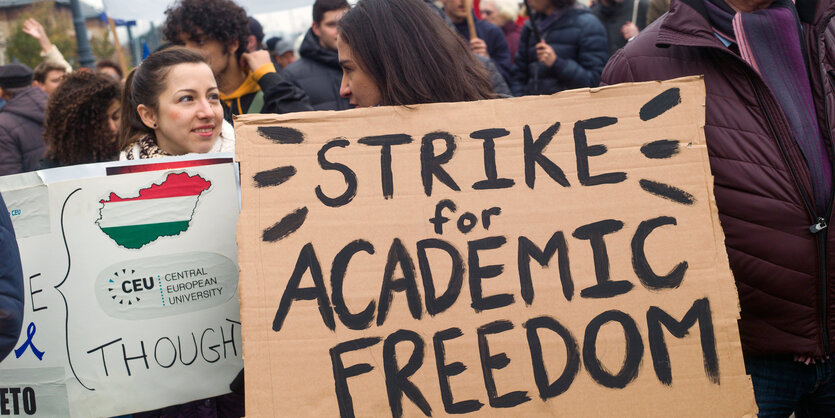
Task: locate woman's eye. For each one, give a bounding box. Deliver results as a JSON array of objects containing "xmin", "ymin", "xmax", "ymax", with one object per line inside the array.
[
  {"xmin": 208, "ymin": 93, "xmax": 220, "ymax": 101},
  {"xmin": 178, "ymin": 95, "xmax": 194, "ymax": 103}
]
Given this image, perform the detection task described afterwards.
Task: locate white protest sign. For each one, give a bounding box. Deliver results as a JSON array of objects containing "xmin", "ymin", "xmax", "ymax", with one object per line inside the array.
[{"xmin": 0, "ymin": 157, "xmax": 241, "ymax": 417}]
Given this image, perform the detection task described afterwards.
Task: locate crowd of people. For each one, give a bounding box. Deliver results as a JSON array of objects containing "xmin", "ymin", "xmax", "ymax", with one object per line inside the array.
[{"xmin": 1, "ymin": 0, "xmax": 834, "ymax": 415}]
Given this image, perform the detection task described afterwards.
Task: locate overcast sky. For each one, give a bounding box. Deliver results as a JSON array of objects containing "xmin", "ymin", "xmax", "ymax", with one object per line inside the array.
[{"xmin": 90, "ymin": 0, "xmax": 318, "ymax": 39}]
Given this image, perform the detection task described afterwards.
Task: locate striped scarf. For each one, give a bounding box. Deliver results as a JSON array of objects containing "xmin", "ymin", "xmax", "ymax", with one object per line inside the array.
[{"xmin": 705, "ymin": 0, "xmax": 832, "ymax": 213}]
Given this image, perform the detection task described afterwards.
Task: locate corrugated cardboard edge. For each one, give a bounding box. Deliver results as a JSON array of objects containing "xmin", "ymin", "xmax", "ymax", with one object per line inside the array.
[{"xmin": 234, "ymin": 76, "xmax": 757, "ymax": 417}]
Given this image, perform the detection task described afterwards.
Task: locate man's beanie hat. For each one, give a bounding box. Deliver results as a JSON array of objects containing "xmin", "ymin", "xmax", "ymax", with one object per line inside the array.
[{"xmin": 0, "ymin": 63, "xmax": 33, "ymax": 89}]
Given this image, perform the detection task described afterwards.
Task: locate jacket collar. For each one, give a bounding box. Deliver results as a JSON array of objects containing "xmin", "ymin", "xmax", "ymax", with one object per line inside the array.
[{"xmin": 657, "ymin": 0, "xmax": 832, "ymax": 49}]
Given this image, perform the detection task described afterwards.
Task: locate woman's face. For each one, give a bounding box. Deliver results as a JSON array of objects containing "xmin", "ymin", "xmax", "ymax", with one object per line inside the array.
[
  {"xmin": 337, "ymin": 37, "xmax": 382, "ymax": 108},
  {"xmin": 138, "ymin": 62, "xmax": 223, "ymax": 155},
  {"xmin": 106, "ymin": 99, "xmax": 120, "ymax": 142}
]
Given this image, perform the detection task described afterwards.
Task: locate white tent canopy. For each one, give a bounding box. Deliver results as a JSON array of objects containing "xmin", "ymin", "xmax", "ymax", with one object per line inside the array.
[{"xmin": 100, "ymin": 0, "xmax": 315, "ymax": 23}]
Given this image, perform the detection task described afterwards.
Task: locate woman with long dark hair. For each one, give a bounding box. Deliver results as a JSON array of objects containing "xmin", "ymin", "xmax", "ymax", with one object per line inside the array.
[
  {"xmin": 42, "ymin": 72, "xmax": 121, "ymax": 167},
  {"xmin": 510, "ymin": 0, "xmax": 608, "ymax": 96},
  {"xmin": 337, "ymin": 0, "xmax": 495, "ymax": 107},
  {"xmin": 119, "ymin": 47, "xmax": 233, "ymax": 160}
]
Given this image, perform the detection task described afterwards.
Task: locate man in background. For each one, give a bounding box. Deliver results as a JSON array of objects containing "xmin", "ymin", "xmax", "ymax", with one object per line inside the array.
[
  {"xmin": 32, "ymin": 61, "xmax": 66, "ymax": 96},
  {"xmin": 0, "ymin": 63, "xmax": 47, "ymax": 176},
  {"xmin": 441, "ymin": 0, "xmax": 512, "ymax": 82},
  {"xmin": 163, "ymin": 0, "xmax": 311, "ymax": 121},
  {"xmin": 283, "ymin": 0, "xmax": 350, "ymax": 110}
]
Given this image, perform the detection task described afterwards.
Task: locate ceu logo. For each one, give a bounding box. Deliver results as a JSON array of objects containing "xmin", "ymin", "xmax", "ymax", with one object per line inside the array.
[{"xmin": 106, "ymin": 268, "xmax": 157, "ymax": 305}]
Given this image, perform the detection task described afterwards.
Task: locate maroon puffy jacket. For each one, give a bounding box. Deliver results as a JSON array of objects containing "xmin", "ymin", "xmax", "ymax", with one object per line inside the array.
[{"xmin": 602, "ymin": 0, "xmax": 835, "ymax": 357}]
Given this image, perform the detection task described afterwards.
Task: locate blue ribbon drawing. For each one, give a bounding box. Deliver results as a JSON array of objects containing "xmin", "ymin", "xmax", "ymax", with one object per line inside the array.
[{"xmin": 14, "ymin": 322, "xmax": 45, "ymax": 360}]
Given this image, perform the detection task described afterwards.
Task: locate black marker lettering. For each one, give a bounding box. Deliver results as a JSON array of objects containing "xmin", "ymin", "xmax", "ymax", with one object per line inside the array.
[
  {"xmin": 574, "ymin": 117, "xmax": 625, "ymax": 186},
  {"xmin": 316, "ymin": 139, "xmax": 358, "ymax": 207},
  {"xmin": 332, "ymin": 240, "xmax": 377, "ymax": 330},
  {"xmin": 384, "ymin": 330, "xmax": 431, "ymax": 417},
  {"xmin": 274, "ymin": 243, "xmax": 335, "ymax": 332},
  {"xmin": 417, "ymin": 239, "xmax": 464, "ymax": 316},
  {"xmin": 377, "ymin": 239, "xmax": 422, "ymax": 326},
  {"xmin": 647, "ymin": 298, "xmax": 719, "ymax": 385},
  {"xmin": 358, "ymin": 134, "xmax": 413, "ymax": 199},
  {"xmin": 433, "ymin": 328, "xmax": 483, "ymax": 414},
  {"xmin": 573, "ymin": 220, "xmax": 633, "ymax": 299},
  {"xmin": 477, "ymin": 320, "xmax": 530, "ymax": 408},
  {"xmin": 421, "ymin": 131, "xmax": 460, "ymax": 196}
]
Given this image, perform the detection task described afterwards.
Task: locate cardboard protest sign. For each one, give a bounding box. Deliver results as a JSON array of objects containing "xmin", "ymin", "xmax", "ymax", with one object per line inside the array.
[
  {"xmin": 0, "ymin": 156, "xmax": 242, "ymax": 417},
  {"xmin": 235, "ymin": 77, "xmax": 756, "ymax": 417}
]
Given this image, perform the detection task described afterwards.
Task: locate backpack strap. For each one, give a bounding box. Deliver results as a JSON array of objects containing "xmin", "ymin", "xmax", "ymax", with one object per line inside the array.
[{"xmin": 247, "ymin": 90, "xmax": 265, "ymax": 114}]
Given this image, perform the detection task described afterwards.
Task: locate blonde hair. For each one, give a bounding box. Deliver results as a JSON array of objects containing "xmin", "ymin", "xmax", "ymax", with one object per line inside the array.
[{"xmin": 481, "ymin": 0, "xmax": 519, "ymax": 22}]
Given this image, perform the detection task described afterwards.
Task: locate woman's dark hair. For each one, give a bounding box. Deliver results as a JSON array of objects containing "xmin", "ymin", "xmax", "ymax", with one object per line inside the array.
[
  {"xmin": 338, "ymin": 0, "xmax": 494, "ymax": 106},
  {"xmin": 119, "ymin": 47, "xmax": 207, "ymax": 150},
  {"xmin": 44, "ymin": 71, "xmax": 121, "ymax": 165}
]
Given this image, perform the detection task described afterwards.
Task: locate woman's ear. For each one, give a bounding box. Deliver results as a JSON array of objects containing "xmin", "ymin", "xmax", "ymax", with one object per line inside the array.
[{"xmin": 137, "ymin": 104, "xmax": 157, "ymax": 129}]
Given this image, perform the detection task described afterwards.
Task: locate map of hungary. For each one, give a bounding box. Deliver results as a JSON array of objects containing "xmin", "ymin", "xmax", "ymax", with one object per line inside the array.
[{"xmin": 97, "ymin": 172, "xmax": 211, "ymax": 249}]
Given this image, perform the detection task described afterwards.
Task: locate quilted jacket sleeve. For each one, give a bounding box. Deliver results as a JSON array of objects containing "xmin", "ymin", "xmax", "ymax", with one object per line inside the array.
[
  {"xmin": 547, "ymin": 14, "xmax": 609, "ymax": 89},
  {"xmin": 0, "ymin": 193, "xmax": 24, "ymax": 363}
]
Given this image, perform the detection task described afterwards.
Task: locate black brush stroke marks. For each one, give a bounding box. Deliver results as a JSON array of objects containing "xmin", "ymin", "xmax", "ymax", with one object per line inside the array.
[
  {"xmin": 253, "ymin": 166, "xmax": 297, "ymax": 188},
  {"xmin": 639, "ymin": 179, "xmax": 695, "ymax": 205},
  {"xmin": 640, "ymin": 88, "xmax": 681, "ymax": 121},
  {"xmin": 640, "ymin": 140, "xmax": 680, "ymax": 159},
  {"xmin": 263, "ymin": 207, "xmax": 309, "ymax": 242},
  {"xmin": 257, "ymin": 127, "xmax": 305, "ymax": 144},
  {"xmin": 54, "ymin": 188, "xmax": 95, "ymax": 391}
]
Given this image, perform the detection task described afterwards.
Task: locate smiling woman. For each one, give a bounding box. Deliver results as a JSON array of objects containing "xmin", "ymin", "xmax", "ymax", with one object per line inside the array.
[{"xmin": 118, "ymin": 47, "xmax": 234, "ymax": 160}]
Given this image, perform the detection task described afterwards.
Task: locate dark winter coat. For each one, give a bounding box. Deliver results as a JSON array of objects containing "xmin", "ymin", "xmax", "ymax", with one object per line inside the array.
[
  {"xmin": 0, "ymin": 87, "xmax": 47, "ymax": 176},
  {"xmin": 601, "ymin": 0, "xmax": 835, "ymax": 357},
  {"xmin": 283, "ymin": 29, "xmax": 350, "ymax": 111},
  {"xmin": 0, "ymin": 193, "xmax": 23, "ymax": 364},
  {"xmin": 590, "ymin": 0, "xmax": 649, "ymax": 56},
  {"xmin": 453, "ymin": 17, "xmax": 513, "ymax": 83},
  {"xmin": 510, "ymin": 7, "xmax": 609, "ymax": 96},
  {"xmin": 222, "ymin": 70, "xmax": 312, "ymax": 123}
]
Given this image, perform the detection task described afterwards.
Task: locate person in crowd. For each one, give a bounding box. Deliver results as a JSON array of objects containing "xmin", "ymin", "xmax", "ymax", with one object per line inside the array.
[
  {"xmin": 163, "ymin": 0, "xmax": 312, "ymax": 122},
  {"xmin": 119, "ymin": 48, "xmax": 239, "ymax": 415},
  {"xmin": 602, "ymin": 0, "xmax": 835, "ymax": 414},
  {"xmin": 645, "ymin": 0, "xmax": 670, "ymax": 23},
  {"xmin": 41, "ymin": 72, "xmax": 121, "ymax": 168},
  {"xmin": 273, "ymin": 39, "xmax": 296, "ymax": 70},
  {"xmin": 22, "ymin": 18, "xmax": 72, "ymax": 73},
  {"xmin": 422, "ymin": 0, "xmax": 511, "ymax": 95},
  {"xmin": 248, "ymin": 17, "xmax": 265, "ymax": 52},
  {"xmin": 95, "ymin": 60, "xmax": 123, "ymax": 82},
  {"xmin": 510, "ymin": 0, "xmax": 608, "ymax": 96},
  {"xmin": 0, "ymin": 63, "xmax": 47, "ymax": 176},
  {"xmin": 590, "ymin": 0, "xmax": 648, "ymax": 56},
  {"xmin": 284, "ymin": 0, "xmax": 351, "ymax": 110},
  {"xmin": 32, "ymin": 61, "xmax": 66, "ymax": 96},
  {"xmin": 338, "ymin": 0, "xmax": 495, "ymax": 107},
  {"xmin": 0, "ymin": 192, "xmax": 23, "ymax": 364},
  {"xmin": 119, "ymin": 47, "xmax": 233, "ymax": 160},
  {"xmin": 480, "ymin": 0, "xmax": 522, "ymax": 63},
  {"xmin": 440, "ymin": 0, "xmax": 513, "ymax": 83}
]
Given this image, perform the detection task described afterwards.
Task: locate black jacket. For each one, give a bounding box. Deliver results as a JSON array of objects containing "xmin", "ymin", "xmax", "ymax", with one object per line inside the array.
[
  {"xmin": 0, "ymin": 87, "xmax": 47, "ymax": 176},
  {"xmin": 222, "ymin": 70, "xmax": 313, "ymax": 123},
  {"xmin": 590, "ymin": 0, "xmax": 649, "ymax": 56},
  {"xmin": 510, "ymin": 7, "xmax": 609, "ymax": 96},
  {"xmin": 0, "ymin": 193, "xmax": 23, "ymax": 363},
  {"xmin": 284, "ymin": 29, "xmax": 350, "ymax": 111},
  {"xmin": 452, "ymin": 17, "xmax": 513, "ymax": 84}
]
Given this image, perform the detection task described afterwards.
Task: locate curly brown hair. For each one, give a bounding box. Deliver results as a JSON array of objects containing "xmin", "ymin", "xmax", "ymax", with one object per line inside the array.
[
  {"xmin": 163, "ymin": 0, "xmax": 249, "ymax": 59},
  {"xmin": 44, "ymin": 71, "xmax": 122, "ymax": 165}
]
